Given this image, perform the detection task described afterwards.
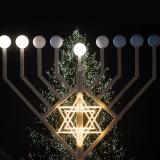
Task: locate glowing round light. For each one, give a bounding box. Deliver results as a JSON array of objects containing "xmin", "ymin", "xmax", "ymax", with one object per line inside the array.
[
  {"xmin": 148, "ymin": 35, "xmax": 160, "ymax": 47},
  {"xmin": 130, "ymin": 35, "xmax": 144, "ymax": 47},
  {"xmin": 50, "ymin": 35, "xmax": 63, "ymax": 48},
  {"xmin": 0, "ymin": 35, "xmax": 11, "ymax": 48},
  {"xmin": 113, "ymin": 35, "xmax": 126, "ymax": 48},
  {"xmin": 96, "ymin": 35, "xmax": 109, "ymax": 48},
  {"xmin": 33, "ymin": 35, "xmax": 46, "ymax": 48},
  {"xmin": 16, "ymin": 35, "xmax": 29, "ymax": 48},
  {"xmin": 73, "ymin": 43, "xmax": 86, "ymax": 56}
]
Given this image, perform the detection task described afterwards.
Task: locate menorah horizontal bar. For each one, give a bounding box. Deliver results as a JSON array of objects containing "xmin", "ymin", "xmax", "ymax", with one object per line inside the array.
[{"xmin": 0, "ymin": 34, "xmax": 159, "ymax": 160}]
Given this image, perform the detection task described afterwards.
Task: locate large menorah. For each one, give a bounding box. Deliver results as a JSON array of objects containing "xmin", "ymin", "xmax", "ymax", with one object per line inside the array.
[{"xmin": 0, "ymin": 34, "xmax": 159, "ymax": 160}]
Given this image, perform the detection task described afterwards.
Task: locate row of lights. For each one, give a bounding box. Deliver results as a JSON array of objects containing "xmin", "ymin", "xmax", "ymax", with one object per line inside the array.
[
  {"xmin": 0, "ymin": 35, "xmax": 86, "ymax": 56},
  {"xmin": 0, "ymin": 34, "xmax": 160, "ymax": 50}
]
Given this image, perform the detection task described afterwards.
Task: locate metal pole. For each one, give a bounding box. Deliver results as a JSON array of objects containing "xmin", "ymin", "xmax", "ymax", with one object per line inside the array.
[{"xmin": 76, "ymin": 56, "xmax": 84, "ymax": 160}]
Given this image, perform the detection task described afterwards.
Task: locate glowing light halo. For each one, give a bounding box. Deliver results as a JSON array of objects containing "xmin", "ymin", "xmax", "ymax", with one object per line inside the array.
[
  {"xmin": 57, "ymin": 93, "xmax": 102, "ymax": 146},
  {"xmin": 0, "ymin": 35, "xmax": 11, "ymax": 48},
  {"xmin": 16, "ymin": 35, "xmax": 29, "ymax": 48},
  {"xmin": 73, "ymin": 43, "xmax": 86, "ymax": 56}
]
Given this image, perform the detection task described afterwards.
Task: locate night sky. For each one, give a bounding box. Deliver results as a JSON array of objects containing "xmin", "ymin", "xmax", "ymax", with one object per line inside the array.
[{"xmin": 0, "ymin": 4, "xmax": 160, "ymax": 160}]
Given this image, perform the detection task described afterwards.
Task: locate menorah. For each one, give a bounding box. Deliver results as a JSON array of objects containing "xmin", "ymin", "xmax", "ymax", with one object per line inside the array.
[{"xmin": 0, "ymin": 34, "xmax": 159, "ymax": 160}]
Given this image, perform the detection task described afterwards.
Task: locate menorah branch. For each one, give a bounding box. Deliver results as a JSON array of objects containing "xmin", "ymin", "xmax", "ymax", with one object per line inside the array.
[
  {"xmin": 54, "ymin": 48, "xmax": 72, "ymax": 90},
  {"xmin": 98, "ymin": 48, "xmax": 122, "ymax": 99},
  {"xmin": 20, "ymin": 48, "xmax": 51, "ymax": 108},
  {"xmin": 37, "ymin": 48, "xmax": 62, "ymax": 99},
  {"xmin": 82, "ymin": 86, "xmax": 118, "ymax": 119},
  {"xmin": 88, "ymin": 48, "xmax": 105, "ymax": 90},
  {"xmin": 2, "ymin": 49, "xmax": 42, "ymax": 122},
  {"xmin": 109, "ymin": 47, "xmax": 140, "ymax": 108},
  {"xmin": 119, "ymin": 47, "xmax": 157, "ymax": 118},
  {"xmin": 42, "ymin": 86, "xmax": 77, "ymax": 119}
]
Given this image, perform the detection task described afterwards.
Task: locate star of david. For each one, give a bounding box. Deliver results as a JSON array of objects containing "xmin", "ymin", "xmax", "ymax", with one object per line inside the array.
[{"xmin": 58, "ymin": 93, "xmax": 102, "ymax": 143}]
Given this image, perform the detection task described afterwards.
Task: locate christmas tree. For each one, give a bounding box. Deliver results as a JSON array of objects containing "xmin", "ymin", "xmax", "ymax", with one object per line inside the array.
[{"xmin": 21, "ymin": 29, "xmax": 125, "ymax": 160}]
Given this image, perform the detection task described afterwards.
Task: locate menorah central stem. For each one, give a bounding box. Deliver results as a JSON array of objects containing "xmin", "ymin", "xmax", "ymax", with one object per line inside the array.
[
  {"xmin": 76, "ymin": 99, "xmax": 84, "ymax": 147},
  {"xmin": 77, "ymin": 56, "xmax": 82, "ymax": 92},
  {"xmin": 76, "ymin": 101, "xmax": 84, "ymax": 159},
  {"xmin": 76, "ymin": 56, "xmax": 84, "ymax": 159}
]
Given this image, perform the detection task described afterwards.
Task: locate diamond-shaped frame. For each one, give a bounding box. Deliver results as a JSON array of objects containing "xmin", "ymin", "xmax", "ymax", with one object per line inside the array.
[{"xmin": 43, "ymin": 87, "xmax": 118, "ymax": 160}]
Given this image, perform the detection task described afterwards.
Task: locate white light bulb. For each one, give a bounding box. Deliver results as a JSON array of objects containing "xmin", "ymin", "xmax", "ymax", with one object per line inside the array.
[
  {"xmin": 33, "ymin": 35, "xmax": 46, "ymax": 48},
  {"xmin": 0, "ymin": 35, "xmax": 11, "ymax": 48},
  {"xmin": 50, "ymin": 35, "xmax": 63, "ymax": 48},
  {"xmin": 73, "ymin": 43, "xmax": 86, "ymax": 56},
  {"xmin": 16, "ymin": 35, "xmax": 29, "ymax": 48}
]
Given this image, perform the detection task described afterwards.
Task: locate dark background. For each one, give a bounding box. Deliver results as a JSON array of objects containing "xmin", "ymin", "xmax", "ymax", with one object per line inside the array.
[{"xmin": 0, "ymin": 2, "xmax": 160, "ymax": 160}]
